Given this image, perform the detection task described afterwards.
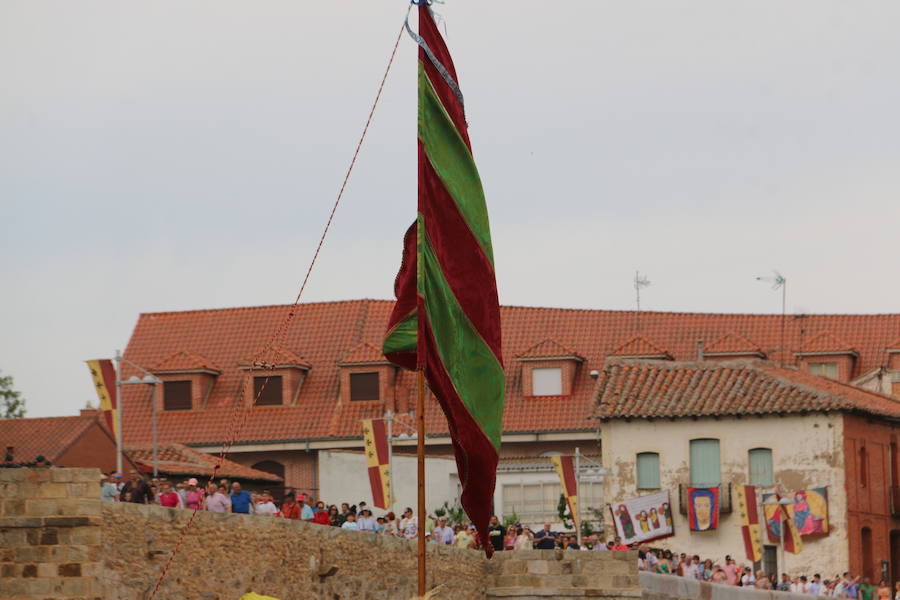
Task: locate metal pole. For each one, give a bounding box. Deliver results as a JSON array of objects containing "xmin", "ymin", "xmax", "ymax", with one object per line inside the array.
[
  {"xmin": 416, "ymin": 370, "xmax": 426, "ymax": 597},
  {"xmin": 151, "ymin": 383, "xmax": 159, "ymax": 477},
  {"xmin": 114, "ymin": 350, "xmax": 123, "ymax": 474},
  {"xmin": 386, "ymin": 411, "xmax": 395, "ymax": 518},
  {"xmin": 575, "ymin": 447, "xmax": 582, "ymax": 548},
  {"xmin": 780, "ymin": 281, "xmax": 786, "ymax": 366}
]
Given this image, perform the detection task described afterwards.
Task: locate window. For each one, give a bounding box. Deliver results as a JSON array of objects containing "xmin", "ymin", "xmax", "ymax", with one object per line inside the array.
[
  {"xmin": 808, "ymin": 362, "xmax": 839, "ymax": 379},
  {"xmin": 350, "ymin": 372, "xmax": 380, "ymax": 401},
  {"xmin": 762, "ymin": 545, "xmax": 778, "ymax": 578},
  {"xmin": 501, "ymin": 481, "xmax": 603, "ymax": 523},
  {"xmin": 860, "ymin": 445, "xmax": 869, "ymax": 488},
  {"xmin": 163, "ymin": 380, "xmax": 192, "ymax": 411},
  {"xmin": 251, "ymin": 460, "xmax": 285, "ymax": 481},
  {"xmin": 532, "ymin": 367, "xmax": 563, "ymax": 396},
  {"xmin": 636, "ymin": 452, "xmax": 660, "ymax": 489},
  {"xmin": 690, "ymin": 438, "xmax": 721, "ymax": 487},
  {"xmin": 749, "ymin": 448, "xmax": 774, "ymax": 486},
  {"xmin": 253, "ymin": 375, "xmax": 283, "ymax": 406}
]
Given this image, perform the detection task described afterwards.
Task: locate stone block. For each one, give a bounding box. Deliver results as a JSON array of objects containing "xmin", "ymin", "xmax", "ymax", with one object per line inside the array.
[
  {"xmin": 37, "ymin": 482, "xmax": 70, "ymax": 499},
  {"xmin": 44, "ymin": 516, "xmax": 98, "ymax": 527},
  {"xmin": 0, "ymin": 528, "xmax": 27, "ymax": 546},
  {"xmin": 21, "ymin": 563, "xmax": 37, "ymax": 577},
  {"xmin": 36, "ymin": 562, "xmax": 57, "ymax": 577},
  {"xmin": 501, "ymin": 559, "xmax": 526, "ymax": 574},
  {"xmin": 25, "ymin": 469, "xmax": 52, "ymax": 483},
  {"xmin": 50, "ymin": 469, "xmax": 75, "ymax": 483},
  {"xmin": 0, "ymin": 482, "xmax": 18, "ymax": 498},
  {"xmin": 0, "ymin": 469, "xmax": 26, "ymax": 481},
  {"xmin": 68, "ymin": 526, "xmax": 101, "ymax": 545},
  {"xmin": 1, "ymin": 499, "xmax": 26, "ymax": 516},
  {"xmin": 25, "ymin": 498, "xmax": 58, "ymax": 516},
  {"xmin": 1, "ymin": 562, "xmax": 17, "ymax": 577},
  {"xmin": 527, "ymin": 560, "xmax": 551, "ymax": 575},
  {"xmin": 69, "ymin": 468, "xmax": 103, "ymax": 483},
  {"xmin": 58, "ymin": 562, "xmax": 82, "ymax": 577}
]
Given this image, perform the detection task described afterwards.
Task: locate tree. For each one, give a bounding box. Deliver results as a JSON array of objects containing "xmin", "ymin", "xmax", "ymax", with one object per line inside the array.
[{"xmin": 0, "ymin": 370, "xmax": 26, "ymax": 418}]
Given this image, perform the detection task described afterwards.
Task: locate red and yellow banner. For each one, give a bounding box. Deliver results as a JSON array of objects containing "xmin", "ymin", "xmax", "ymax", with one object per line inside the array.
[
  {"xmin": 782, "ymin": 500, "xmax": 804, "ymax": 554},
  {"xmin": 762, "ymin": 492, "xmax": 804, "ymax": 554},
  {"xmin": 362, "ymin": 419, "xmax": 391, "ymax": 509},
  {"xmin": 86, "ymin": 359, "xmax": 118, "ymax": 438},
  {"xmin": 551, "ymin": 455, "xmax": 579, "ymax": 531},
  {"xmin": 736, "ymin": 485, "xmax": 762, "ymax": 563}
]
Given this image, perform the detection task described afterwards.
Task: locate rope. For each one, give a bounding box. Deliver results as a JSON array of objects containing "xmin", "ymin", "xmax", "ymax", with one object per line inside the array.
[{"xmin": 147, "ymin": 18, "xmax": 407, "ymax": 599}]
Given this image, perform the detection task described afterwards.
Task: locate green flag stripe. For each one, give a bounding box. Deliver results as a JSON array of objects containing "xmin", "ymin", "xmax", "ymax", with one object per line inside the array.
[
  {"xmin": 420, "ymin": 232, "xmax": 504, "ymax": 449},
  {"xmin": 383, "ymin": 309, "xmax": 417, "ymax": 356},
  {"xmin": 418, "ymin": 63, "xmax": 494, "ymax": 266}
]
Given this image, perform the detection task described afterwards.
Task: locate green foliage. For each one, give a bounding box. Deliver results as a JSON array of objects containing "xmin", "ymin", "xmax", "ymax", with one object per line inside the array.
[
  {"xmin": 437, "ymin": 500, "xmax": 466, "ymax": 525},
  {"xmin": 558, "ymin": 493, "xmax": 574, "ymax": 528},
  {"xmin": 502, "ymin": 512, "xmax": 520, "ymax": 529},
  {"xmin": 558, "ymin": 494, "xmax": 605, "ymax": 537},
  {"xmin": 0, "ymin": 371, "xmax": 26, "ymax": 419}
]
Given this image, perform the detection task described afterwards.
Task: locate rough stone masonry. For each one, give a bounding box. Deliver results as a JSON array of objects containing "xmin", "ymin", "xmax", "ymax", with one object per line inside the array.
[{"xmin": 1, "ymin": 468, "xmax": 640, "ymax": 600}]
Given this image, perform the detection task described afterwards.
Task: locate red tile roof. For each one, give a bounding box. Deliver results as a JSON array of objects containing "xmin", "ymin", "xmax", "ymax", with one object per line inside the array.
[
  {"xmin": 152, "ymin": 350, "xmax": 221, "ymax": 373},
  {"xmin": 796, "ymin": 331, "xmax": 858, "ymax": 356},
  {"xmin": 0, "ymin": 415, "xmax": 106, "ymax": 464},
  {"xmin": 125, "ymin": 443, "xmax": 282, "ymax": 481},
  {"xmin": 594, "ymin": 359, "xmax": 900, "ymax": 420},
  {"xmin": 120, "ymin": 300, "xmax": 900, "ymax": 446},
  {"xmin": 338, "ymin": 342, "xmax": 391, "ymax": 365},
  {"xmin": 609, "ymin": 334, "xmax": 672, "ymax": 359},
  {"xmin": 239, "ymin": 345, "xmax": 311, "ymax": 370},
  {"xmin": 703, "ymin": 331, "xmax": 764, "ymax": 357},
  {"xmin": 515, "ymin": 338, "xmax": 583, "ymax": 361}
]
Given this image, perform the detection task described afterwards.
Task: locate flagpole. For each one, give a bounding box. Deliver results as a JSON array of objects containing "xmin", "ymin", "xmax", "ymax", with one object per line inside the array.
[
  {"xmin": 115, "ymin": 349, "xmax": 123, "ymax": 474},
  {"xmin": 416, "ymin": 369, "xmax": 426, "ymax": 597},
  {"xmin": 575, "ymin": 447, "xmax": 582, "ymax": 548}
]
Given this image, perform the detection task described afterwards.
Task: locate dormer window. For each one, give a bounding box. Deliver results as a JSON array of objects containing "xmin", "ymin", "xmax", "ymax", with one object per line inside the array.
[
  {"xmin": 239, "ymin": 346, "xmax": 311, "ymax": 408},
  {"xmin": 338, "ymin": 343, "xmax": 393, "ymax": 405},
  {"xmin": 702, "ymin": 332, "xmax": 765, "ymax": 361},
  {"xmin": 350, "ymin": 372, "xmax": 380, "ymax": 401},
  {"xmin": 808, "ymin": 362, "xmax": 839, "ymax": 380},
  {"xmin": 163, "ymin": 380, "xmax": 192, "ymax": 411},
  {"xmin": 608, "ymin": 334, "xmax": 672, "ymax": 360},
  {"xmin": 532, "ymin": 367, "xmax": 562, "ymax": 396},
  {"xmin": 515, "ymin": 338, "xmax": 583, "ymax": 397},
  {"xmin": 151, "ymin": 350, "xmax": 221, "ymax": 412},
  {"xmin": 795, "ymin": 331, "xmax": 858, "ymax": 382},
  {"xmin": 253, "ymin": 375, "xmax": 284, "ymax": 406}
]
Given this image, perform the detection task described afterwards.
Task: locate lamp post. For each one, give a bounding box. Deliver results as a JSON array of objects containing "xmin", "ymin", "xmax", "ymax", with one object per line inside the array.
[
  {"xmin": 763, "ymin": 492, "xmax": 795, "ymax": 578},
  {"xmin": 378, "ymin": 411, "xmax": 418, "ymax": 519},
  {"xmin": 116, "ymin": 355, "xmax": 163, "ymax": 476}
]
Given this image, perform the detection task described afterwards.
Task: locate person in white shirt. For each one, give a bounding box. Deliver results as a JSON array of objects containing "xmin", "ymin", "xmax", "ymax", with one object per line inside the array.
[
  {"xmin": 399, "ymin": 507, "xmax": 417, "ymax": 539},
  {"xmin": 341, "ymin": 514, "xmax": 359, "ymax": 530},
  {"xmin": 432, "ymin": 517, "xmax": 456, "ymax": 545},
  {"xmin": 254, "ymin": 493, "xmax": 278, "ymax": 516}
]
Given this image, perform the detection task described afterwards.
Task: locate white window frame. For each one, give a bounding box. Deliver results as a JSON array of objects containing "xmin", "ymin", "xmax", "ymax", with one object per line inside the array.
[{"xmin": 532, "ymin": 367, "xmax": 563, "ymax": 396}]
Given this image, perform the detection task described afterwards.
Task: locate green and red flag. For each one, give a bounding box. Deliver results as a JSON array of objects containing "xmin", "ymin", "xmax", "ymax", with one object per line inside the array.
[{"xmin": 383, "ymin": 3, "xmax": 504, "ymax": 556}]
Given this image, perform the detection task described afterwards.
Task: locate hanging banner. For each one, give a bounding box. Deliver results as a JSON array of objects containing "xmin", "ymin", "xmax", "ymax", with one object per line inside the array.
[
  {"xmin": 792, "ymin": 488, "xmax": 829, "ymax": 536},
  {"xmin": 86, "ymin": 359, "xmax": 118, "ymax": 439},
  {"xmin": 736, "ymin": 485, "xmax": 762, "ymax": 562},
  {"xmin": 761, "ymin": 491, "xmax": 805, "ymax": 553},
  {"xmin": 762, "ymin": 492, "xmax": 782, "ymax": 543},
  {"xmin": 551, "ymin": 455, "xmax": 579, "ymax": 531},
  {"xmin": 609, "ymin": 490, "xmax": 674, "ymax": 545},
  {"xmin": 362, "ymin": 419, "xmax": 392, "ymax": 509},
  {"xmin": 688, "ymin": 487, "xmax": 719, "ymax": 531},
  {"xmin": 782, "ymin": 500, "xmax": 804, "ymax": 553}
]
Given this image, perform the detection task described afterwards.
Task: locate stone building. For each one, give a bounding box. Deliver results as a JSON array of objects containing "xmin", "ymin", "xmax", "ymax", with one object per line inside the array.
[
  {"xmin": 118, "ymin": 300, "xmax": 900, "ymax": 525},
  {"xmin": 594, "ymin": 358, "xmax": 900, "ymax": 580}
]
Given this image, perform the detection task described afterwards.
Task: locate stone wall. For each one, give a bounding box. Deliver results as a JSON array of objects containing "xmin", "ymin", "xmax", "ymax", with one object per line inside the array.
[
  {"xmin": 639, "ymin": 572, "xmax": 818, "ymax": 600},
  {"xmin": 0, "ymin": 467, "xmax": 103, "ymax": 600}
]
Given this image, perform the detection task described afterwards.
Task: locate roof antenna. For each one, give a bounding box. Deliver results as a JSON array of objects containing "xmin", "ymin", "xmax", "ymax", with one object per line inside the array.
[
  {"xmin": 755, "ymin": 270, "xmax": 786, "ymax": 366},
  {"xmin": 634, "ymin": 271, "xmax": 651, "ymax": 332}
]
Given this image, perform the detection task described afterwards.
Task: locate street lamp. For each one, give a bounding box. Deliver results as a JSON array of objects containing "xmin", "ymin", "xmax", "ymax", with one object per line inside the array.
[{"xmin": 115, "ymin": 351, "xmax": 163, "ymax": 476}]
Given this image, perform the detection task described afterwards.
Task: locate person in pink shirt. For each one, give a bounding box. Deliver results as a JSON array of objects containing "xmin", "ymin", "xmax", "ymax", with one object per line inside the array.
[
  {"xmin": 183, "ymin": 478, "xmax": 204, "ymax": 510},
  {"xmin": 723, "ymin": 555, "xmax": 739, "ymax": 586},
  {"xmin": 157, "ymin": 481, "xmax": 182, "ymax": 508}
]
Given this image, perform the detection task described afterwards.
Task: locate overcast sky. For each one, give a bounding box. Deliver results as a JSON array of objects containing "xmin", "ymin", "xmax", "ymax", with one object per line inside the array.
[{"xmin": 2, "ymin": 1, "xmax": 899, "ymax": 418}]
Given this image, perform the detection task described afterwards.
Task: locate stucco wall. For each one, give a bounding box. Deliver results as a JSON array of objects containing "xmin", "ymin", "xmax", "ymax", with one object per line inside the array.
[
  {"xmin": 318, "ymin": 449, "xmax": 459, "ymax": 515},
  {"xmin": 601, "ymin": 413, "xmax": 847, "ymax": 576}
]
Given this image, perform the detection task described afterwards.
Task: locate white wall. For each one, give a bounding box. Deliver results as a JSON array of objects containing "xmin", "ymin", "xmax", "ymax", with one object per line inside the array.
[
  {"xmin": 602, "ymin": 413, "xmax": 848, "ymax": 576},
  {"xmin": 318, "ymin": 450, "xmax": 459, "ymax": 516}
]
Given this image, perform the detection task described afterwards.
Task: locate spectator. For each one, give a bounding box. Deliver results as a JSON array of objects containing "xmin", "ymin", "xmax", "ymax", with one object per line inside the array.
[
  {"xmin": 504, "ymin": 525, "xmax": 517, "ymax": 551},
  {"xmin": 777, "ymin": 574, "xmax": 791, "ymax": 592},
  {"xmin": 280, "ymin": 493, "xmax": 301, "ymax": 519},
  {"xmin": 487, "ymin": 515, "xmax": 505, "ymax": 553},
  {"xmin": 230, "ymin": 482, "xmax": 253, "ymax": 515},
  {"xmin": 357, "ymin": 508, "xmax": 377, "ymax": 532},
  {"xmin": 184, "ymin": 478, "xmax": 203, "ymax": 510},
  {"xmin": 455, "ymin": 524, "xmax": 474, "ymax": 549},
  {"xmin": 533, "ymin": 523, "xmax": 556, "ymax": 550},
  {"xmin": 513, "ymin": 526, "xmax": 533, "ymax": 550},
  {"xmin": 313, "ymin": 502, "xmax": 331, "ymax": 525},
  {"xmin": 877, "ymin": 580, "xmax": 891, "ymax": 600},
  {"xmin": 433, "ymin": 517, "xmax": 455, "ymax": 545},
  {"xmin": 755, "ymin": 571, "xmax": 772, "ymax": 590},
  {"xmin": 609, "ymin": 536, "xmax": 629, "ymax": 551},
  {"xmin": 101, "ymin": 472, "xmax": 119, "ymax": 502},
  {"xmin": 157, "ymin": 481, "xmax": 182, "ymax": 508},
  {"xmin": 299, "ymin": 496, "xmax": 314, "ymax": 521},
  {"xmin": 399, "ymin": 507, "xmax": 417, "ymax": 539},
  {"xmin": 341, "ymin": 514, "xmax": 359, "ymax": 530},
  {"xmin": 204, "ymin": 482, "xmax": 231, "ymax": 513},
  {"xmin": 328, "ymin": 505, "xmax": 341, "ymax": 526},
  {"xmin": 723, "ymin": 556, "xmax": 739, "ymax": 586},
  {"xmin": 254, "ymin": 492, "xmax": 278, "ymax": 516},
  {"xmin": 120, "ymin": 470, "xmax": 153, "ymax": 504}
]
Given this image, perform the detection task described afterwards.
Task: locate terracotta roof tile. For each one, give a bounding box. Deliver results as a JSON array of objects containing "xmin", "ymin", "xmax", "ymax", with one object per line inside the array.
[
  {"xmin": 704, "ymin": 331, "xmax": 765, "ymax": 357},
  {"xmin": 120, "ymin": 300, "xmax": 900, "ymax": 446},
  {"xmin": 515, "ymin": 338, "xmax": 583, "ymax": 361},
  {"xmin": 152, "ymin": 350, "xmax": 221, "ymax": 373},
  {"xmin": 337, "ymin": 342, "xmax": 390, "ymax": 365},
  {"xmin": 125, "ymin": 443, "xmax": 281, "ymax": 481},
  {"xmin": 239, "ymin": 345, "xmax": 311, "ymax": 369},
  {"xmin": 0, "ymin": 416, "xmax": 104, "ymax": 464},
  {"xmin": 796, "ymin": 331, "xmax": 858, "ymax": 356},
  {"xmin": 610, "ymin": 334, "xmax": 672, "ymax": 359},
  {"xmin": 594, "ymin": 359, "xmax": 900, "ymax": 420}
]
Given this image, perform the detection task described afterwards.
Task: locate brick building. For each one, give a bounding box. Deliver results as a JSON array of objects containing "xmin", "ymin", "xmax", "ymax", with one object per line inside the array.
[{"xmin": 119, "ymin": 299, "xmax": 900, "ymax": 525}]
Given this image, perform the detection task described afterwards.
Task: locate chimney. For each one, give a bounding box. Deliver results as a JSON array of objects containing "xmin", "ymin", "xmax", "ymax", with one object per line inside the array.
[{"xmin": 697, "ymin": 339, "xmax": 704, "ymax": 361}]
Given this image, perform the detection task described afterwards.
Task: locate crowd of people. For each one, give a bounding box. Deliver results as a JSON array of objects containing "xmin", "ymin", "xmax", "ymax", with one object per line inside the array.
[
  {"xmin": 637, "ymin": 548, "xmax": 900, "ymax": 600},
  {"xmin": 103, "ymin": 471, "xmax": 899, "ymax": 598}
]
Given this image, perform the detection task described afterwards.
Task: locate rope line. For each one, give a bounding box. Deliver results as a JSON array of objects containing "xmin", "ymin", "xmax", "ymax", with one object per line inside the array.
[{"xmin": 146, "ymin": 19, "xmax": 407, "ymax": 599}]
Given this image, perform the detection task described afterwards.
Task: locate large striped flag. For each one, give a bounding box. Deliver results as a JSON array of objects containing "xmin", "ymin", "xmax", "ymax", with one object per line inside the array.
[
  {"xmin": 362, "ymin": 419, "xmax": 392, "ymax": 509},
  {"xmin": 383, "ymin": 3, "xmax": 504, "ymax": 556},
  {"xmin": 736, "ymin": 485, "xmax": 763, "ymax": 563},
  {"xmin": 551, "ymin": 455, "xmax": 580, "ymax": 532},
  {"xmin": 86, "ymin": 359, "xmax": 118, "ymax": 439}
]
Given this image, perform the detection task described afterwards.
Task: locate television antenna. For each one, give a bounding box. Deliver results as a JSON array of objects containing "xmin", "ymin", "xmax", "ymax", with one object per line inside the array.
[
  {"xmin": 756, "ymin": 271, "xmax": 787, "ymax": 366},
  {"xmin": 634, "ymin": 271, "xmax": 651, "ymax": 331}
]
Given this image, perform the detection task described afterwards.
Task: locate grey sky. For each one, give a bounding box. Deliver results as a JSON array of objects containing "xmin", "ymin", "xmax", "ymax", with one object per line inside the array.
[{"xmin": 2, "ymin": 1, "xmax": 899, "ymax": 418}]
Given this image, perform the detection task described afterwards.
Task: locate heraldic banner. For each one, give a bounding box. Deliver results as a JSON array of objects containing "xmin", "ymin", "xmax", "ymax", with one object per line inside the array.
[
  {"xmin": 609, "ymin": 490, "xmax": 674, "ymax": 545},
  {"xmin": 688, "ymin": 487, "xmax": 720, "ymax": 531}
]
